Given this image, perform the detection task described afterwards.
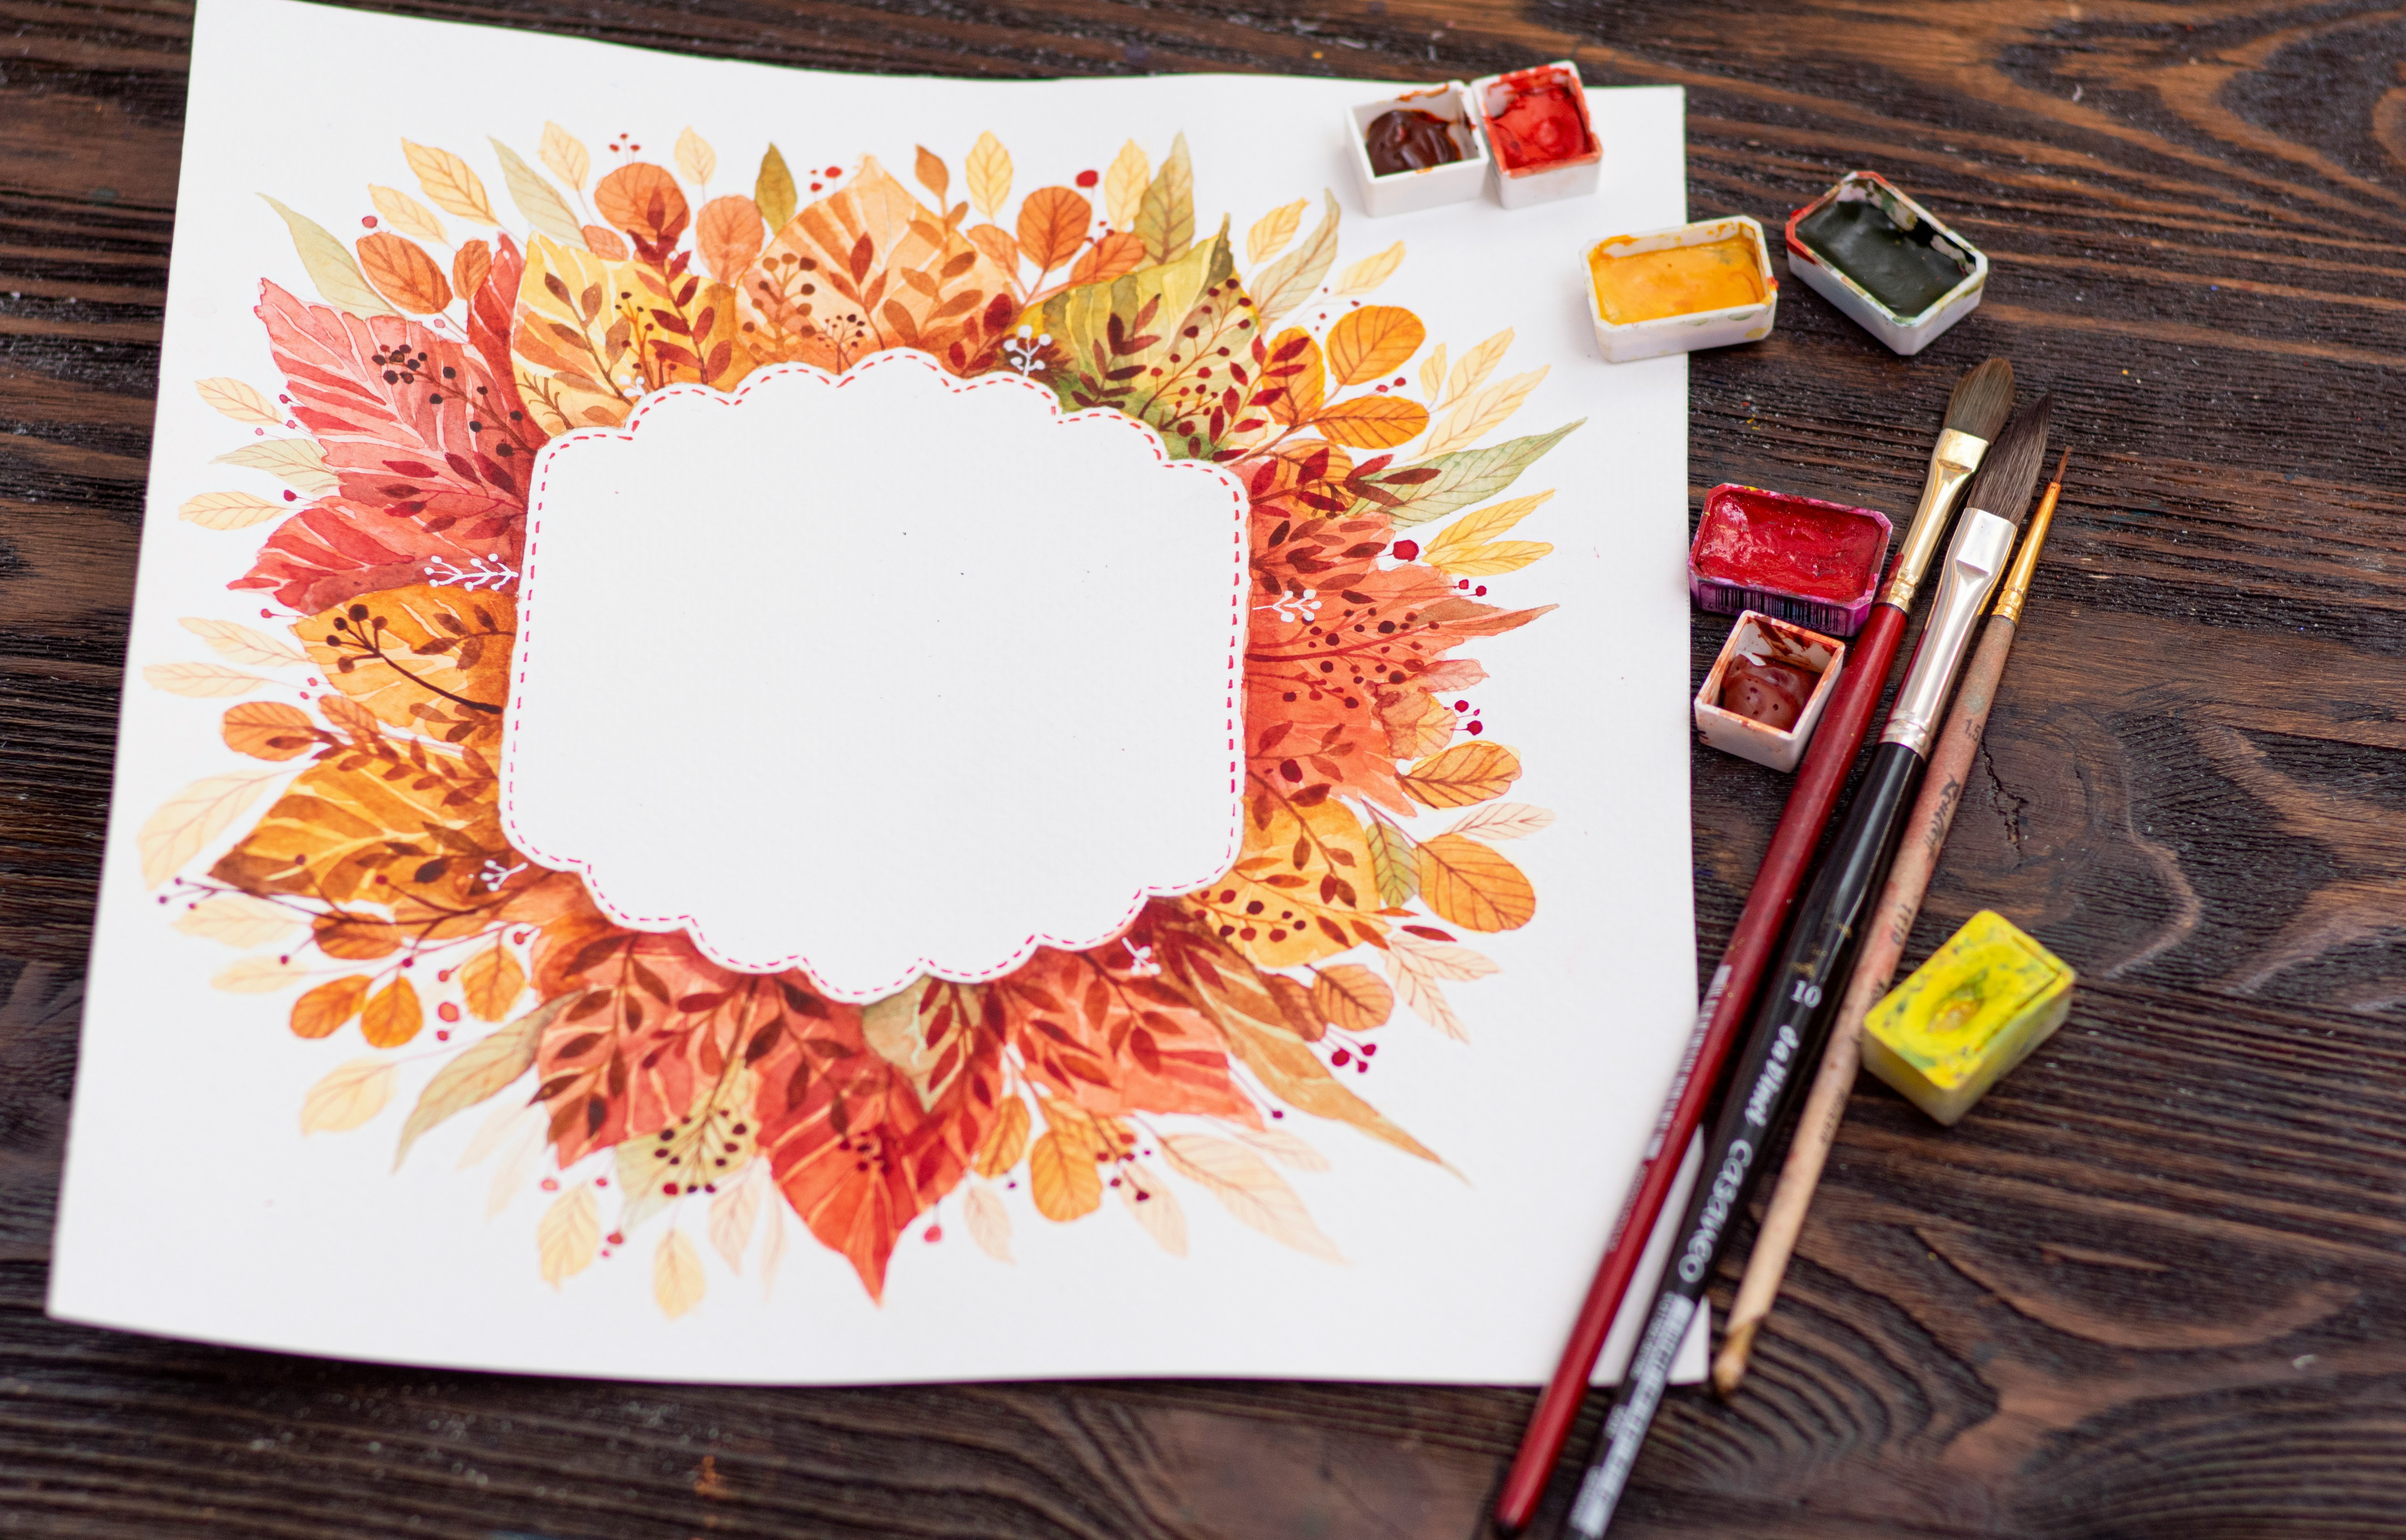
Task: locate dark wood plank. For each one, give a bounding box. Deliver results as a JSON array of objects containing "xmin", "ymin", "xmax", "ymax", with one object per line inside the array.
[{"xmin": 1, "ymin": 0, "xmax": 2402, "ymax": 1535}]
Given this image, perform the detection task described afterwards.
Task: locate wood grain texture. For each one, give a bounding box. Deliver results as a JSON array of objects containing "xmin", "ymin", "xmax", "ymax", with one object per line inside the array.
[{"xmin": 0, "ymin": 0, "xmax": 2401, "ymax": 1535}]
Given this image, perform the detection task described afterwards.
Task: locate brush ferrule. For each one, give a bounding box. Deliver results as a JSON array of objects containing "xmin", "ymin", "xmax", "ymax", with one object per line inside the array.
[
  {"xmin": 1881, "ymin": 508, "xmax": 2018, "ymax": 756},
  {"xmin": 1992, "ymin": 480, "xmax": 2061, "ymax": 624},
  {"xmin": 1879, "ymin": 428, "xmax": 1988, "ymax": 613}
]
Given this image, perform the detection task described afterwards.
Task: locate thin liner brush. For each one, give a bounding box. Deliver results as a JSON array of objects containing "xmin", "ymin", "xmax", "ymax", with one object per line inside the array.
[
  {"xmin": 1491, "ymin": 357, "xmax": 2014, "ymax": 1538},
  {"xmin": 1711, "ymin": 448, "xmax": 2070, "ymax": 1397},
  {"xmin": 1561, "ymin": 398, "xmax": 2054, "ymax": 1540}
]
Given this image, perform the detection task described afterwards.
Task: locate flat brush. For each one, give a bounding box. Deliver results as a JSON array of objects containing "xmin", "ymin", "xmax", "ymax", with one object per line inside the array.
[
  {"xmin": 1561, "ymin": 398, "xmax": 2054, "ymax": 1540},
  {"xmin": 1712, "ymin": 448, "xmax": 2069, "ymax": 1397},
  {"xmin": 1491, "ymin": 356, "xmax": 2014, "ymax": 1539}
]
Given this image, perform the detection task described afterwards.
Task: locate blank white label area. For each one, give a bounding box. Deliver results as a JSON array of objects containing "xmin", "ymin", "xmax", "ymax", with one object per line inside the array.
[{"xmin": 502, "ymin": 355, "xmax": 1249, "ymax": 999}]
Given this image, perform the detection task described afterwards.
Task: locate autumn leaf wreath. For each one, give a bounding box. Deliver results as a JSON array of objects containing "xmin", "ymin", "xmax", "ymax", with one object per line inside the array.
[{"xmin": 145, "ymin": 124, "xmax": 1580, "ymax": 1315}]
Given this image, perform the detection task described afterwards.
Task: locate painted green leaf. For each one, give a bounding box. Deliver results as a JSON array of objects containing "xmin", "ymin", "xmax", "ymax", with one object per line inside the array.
[
  {"xmin": 261, "ymin": 196, "xmax": 395, "ymax": 318},
  {"xmin": 756, "ymin": 144, "xmax": 798, "ymax": 233},
  {"xmin": 1133, "ymin": 130, "xmax": 1193, "ymax": 266},
  {"xmin": 1354, "ymin": 420, "xmax": 1586, "ymax": 526},
  {"xmin": 1365, "ymin": 819, "xmax": 1419, "ymax": 906},
  {"xmin": 489, "ymin": 138, "xmax": 587, "ymax": 250},
  {"xmin": 1035, "ymin": 221, "xmax": 1228, "ymax": 416},
  {"xmin": 391, "ymin": 991, "xmax": 579, "ymax": 1170}
]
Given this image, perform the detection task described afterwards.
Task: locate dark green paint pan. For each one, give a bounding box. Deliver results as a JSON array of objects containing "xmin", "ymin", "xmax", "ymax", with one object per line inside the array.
[{"xmin": 1783, "ymin": 171, "xmax": 1986, "ymax": 355}]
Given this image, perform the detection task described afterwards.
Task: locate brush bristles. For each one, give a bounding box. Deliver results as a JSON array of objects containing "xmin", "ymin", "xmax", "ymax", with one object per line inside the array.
[
  {"xmin": 1961, "ymin": 396, "xmax": 2053, "ymax": 527},
  {"xmin": 1943, "ymin": 357, "xmax": 2016, "ymax": 441}
]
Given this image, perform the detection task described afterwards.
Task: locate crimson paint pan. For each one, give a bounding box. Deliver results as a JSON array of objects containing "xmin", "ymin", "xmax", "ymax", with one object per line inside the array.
[{"xmin": 1689, "ymin": 484, "xmax": 1893, "ymax": 637}]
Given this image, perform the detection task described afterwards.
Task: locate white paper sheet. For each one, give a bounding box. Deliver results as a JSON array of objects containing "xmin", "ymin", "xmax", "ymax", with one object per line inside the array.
[{"xmin": 51, "ymin": 0, "xmax": 1703, "ymax": 1387}]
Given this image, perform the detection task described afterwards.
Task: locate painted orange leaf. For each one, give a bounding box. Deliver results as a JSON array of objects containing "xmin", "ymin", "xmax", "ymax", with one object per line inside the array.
[
  {"xmin": 696, "ymin": 195, "xmax": 765, "ymax": 284},
  {"xmin": 356, "ymin": 231, "xmax": 453, "ymax": 314},
  {"xmin": 595, "ymin": 162, "xmax": 689, "ymax": 250},
  {"xmin": 362, "ymin": 976, "xmax": 423, "ymax": 1048},
  {"xmin": 1311, "ymin": 964, "xmax": 1393, "ymax": 1031},
  {"xmin": 221, "ymin": 701, "xmax": 317, "ymax": 761},
  {"xmin": 581, "ymin": 224, "xmax": 630, "ymax": 261},
  {"xmin": 1028, "ymin": 1129, "xmax": 1102, "ymax": 1221},
  {"xmin": 973, "ymin": 1095, "xmax": 1029, "ymax": 1177},
  {"xmin": 1015, "ymin": 186, "xmax": 1092, "ymax": 276},
  {"xmin": 1399, "ymin": 741, "xmax": 1523, "ymax": 808},
  {"xmin": 1065, "ymin": 229, "xmax": 1146, "ymax": 287},
  {"xmin": 461, "ymin": 940, "xmax": 526, "ymax": 1022},
  {"xmin": 453, "ymin": 239, "xmax": 492, "ymax": 303},
  {"xmin": 291, "ymin": 975, "xmax": 371, "ymax": 1039},
  {"xmin": 1414, "ymin": 834, "xmax": 1537, "ymax": 932},
  {"xmin": 965, "ymin": 223, "xmax": 1020, "ymax": 279},
  {"xmin": 1314, "ymin": 395, "xmax": 1429, "ymax": 450},
  {"xmin": 1324, "ymin": 305, "xmax": 1425, "ymax": 387},
  {"xmin": 1258, "ymin": 327, "xmax": 1325, "ymax": 424}
]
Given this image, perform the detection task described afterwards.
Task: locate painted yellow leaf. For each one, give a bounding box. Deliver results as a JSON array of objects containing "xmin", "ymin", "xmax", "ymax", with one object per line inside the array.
[
  {"xmin": 540, "ymin": 122, "xmax": 590, "ymax": 192},
  {"xmin": 1311, "ymin": 963, "xmax": 1393, "ymax": 1031},
  {"xmin": 973, "ymin": 1094, "xmax": 1030, "ymax": 1177},
  {"xmin": 1448, "ymin": 801, "xmax": 1556, "ymax": 840},
  {"xmin": 143, "ymin": 661, "xmax": 266, "ymax": 697},
  {"xmin": 1427, "ymin": 539, "xmax": 1551, "ymax": 578},
  {"xmin": 709, "ymin": 1168, "xmax": 763, "ymax": 1273},
  {"xmin": 1414, "ymin": 833, "xmax": 1538, "ymax": 931},
  {"xmin": 1399, "ymin": 741, "xmax": 1523, "ymax": 808},
  {"xmin": 754, "ymin": 144, "xmax": 798, "ymax": 232},
  {"xmin": 195, "ymin": 377, "xmax": 280, "ymax": 426},
  {"xmin": 402, "ymin": 140, "xmax": 497, "ymax": 224},
  {"xmin": 965, "ymin": 130, "xmax": 1012, "ymax": 219},
  {"xmin": 1247, "ymin": 197, "xmax": 1306, "ymax": 266},
  {"xmin": 1104, "ymin": 140, "xmax": 1150, "ymax": 231},
  {"xmin": 1028, "ymin": 1129, "xmax": 1101, "ymax": 1221},
  {"xmin": 460, "ymin": 940, "xmax": 525, "ymax": 1022},
  {"xmin": 138, "ymin": 768, "xmax": 281, "ymax": 885},
  {"xmin": 538, "ymin": 1186, "xmax": 599, "ymax": 1287},
  {"xmin": 675, "ymin": 127, "xmax": 716, "ymax": 188},
  {"xmin": 171, "ymin": 892, "xmax": 299, "ymax": 948},
  {"xmin": 211, "ymin": 954, "xmax": 310, "ymax": 993},
  {"xmin": 1331, "ymin": 241, "xmax": 1404, "ymax": 296},
  {"xmin": 261, "ymin": 196, "xmax": 395, "ymax": 318},
  {"xmin": 178, "ymin": 490, "xmax": 286, "ymax": 530},
  {"xmin": 1235, "ymin": 1126, "xmax": 1333, "ymax": 1172},
  {"xmin": 1160, "ymin": 1132, "xmax": 1343, "ymax": 1261},
  {"xmin": 300, "ymin": 1058, "xmax": 394, "ymax": 1135},
  {"xmin": 180, "ymin": 616, "xmax": 308, "ymax": 669},
  {"xmin": 1445, "ymin": 327, "xmax": 1512, "ymax": 405},
  {"xmin": 391, "ymin": 992, "xmax": 568, "ymax": 1170},
  {"xmin": 1189, "ymin": 794, "xmax": 1380, "ymax": 969},
  {"xmin": 1324, "ymin": 304, "xmax": 1425, "ymax": 387},
  {"xmin": 1417, "ymin": 342, "xmax": 1447, "ymax": 403},
  {"xmin": 1313, "ymin": 394, "xmax": 1429, "ymax": 450},
  {"xmin": 361, "ymin": 976, "xmax": 423, "ymax": 1048},
  {"xmin": 212, "ymin": 437, "xmax": 337, "ymax": 495},
  {"xmin": 296, "ymin": 583, "xmax": 513, "ymax": 738},
  {"xmin": 965, "ymin": 1181, "xmax": 1014, "ymax": 1263},
  {"xmin": 1251, "ymin": 192, "xmax": 1339, "ymax": 330},
  {"xmin": 489, "ymin": 139, "xmax": 586, "ymax": 249},
  {"xmin": 509, "ymin": 234, "xmax": 637, "ymax": 434},
  {"xmin": 1118, "ymin": 1162, "xmax": 1187, "ymax": 1255},
  {"xmin": 368, "ymin": 184, "xmax": 446, "ymax": 244},
  {"xmin": 1424, "ymin": 366, "xmax": 1550, "ymax": 456},
  {"xmin": 1384, "ymin": 943, "xmax": 1468, "ymax": 1041},
  {"xmin": 1423, "ymin": 490, "xmax": 1553, "ymax": 560}
]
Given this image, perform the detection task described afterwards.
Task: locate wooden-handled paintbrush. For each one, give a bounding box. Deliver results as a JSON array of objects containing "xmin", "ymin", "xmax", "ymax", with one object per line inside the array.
[
  {"xmin": 1557, "ymin": 399, "xmax": 2054, "ymax": 1540},
  {"xmin": 1490, "ymin": 358, "xmax": 2015, "ymax": 1538},
  {"xmin": 1711, "ymin": 448, "xmax": 2070, "ymax": 1397}
]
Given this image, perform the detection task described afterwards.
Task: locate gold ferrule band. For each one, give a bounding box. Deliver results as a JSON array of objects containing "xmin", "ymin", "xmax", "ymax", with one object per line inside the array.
[
  {"xmin": 1878, "ymin": 427, "xmax": 1990, "ymax": 613},
  {"xmin": 1992, "ymin": 480, "xmax": 2061, "ymax": 624}
]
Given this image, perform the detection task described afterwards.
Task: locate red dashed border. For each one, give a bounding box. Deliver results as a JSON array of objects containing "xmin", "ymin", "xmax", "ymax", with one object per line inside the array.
[{"xmin": 501, "ymin": 351, "xmax": 1251, "ymax": 1004}]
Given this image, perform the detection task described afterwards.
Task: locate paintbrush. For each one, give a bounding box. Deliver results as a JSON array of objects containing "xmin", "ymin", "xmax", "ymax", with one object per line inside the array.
[
  {"xmin": 1490, "ymin": 357, "xmax": 2015, "ymax": 1538},
  {"xmin": 1711, "ymin": 448, "xmax": 2070, "ymax": 1398},
  {"xmin": 1558, "ymin": 399, "xmax": 2053, "ymax": 1540}
]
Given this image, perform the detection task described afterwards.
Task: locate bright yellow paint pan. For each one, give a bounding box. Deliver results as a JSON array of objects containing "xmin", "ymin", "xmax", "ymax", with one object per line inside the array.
[{"xmin": 1861, "ymin": 910, "xmax": 2075, "ymax": 1126}]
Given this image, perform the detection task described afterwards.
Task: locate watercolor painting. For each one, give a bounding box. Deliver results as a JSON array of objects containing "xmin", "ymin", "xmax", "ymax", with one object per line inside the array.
[{"xmin": 136, "ymin": 121, "xmax": 1580, "ymax": 1319}]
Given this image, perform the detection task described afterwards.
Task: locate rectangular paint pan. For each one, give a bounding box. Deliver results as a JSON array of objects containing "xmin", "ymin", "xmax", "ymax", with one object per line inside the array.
[
  {"xmin": 1585, "ymin": 215, "xmax": 1778, "ymax": 364},
  {"xmin": 1694, "ymin": 610, "xmax": 1845, "ymax": 774},
  {"xmin": 1467, "ymin": 60, "xmax": 1602, "ymax": 208},
  {"xmin": 1343, "ymin": 83, "xmax": 1490, "ymax": 219},
  {"xmin": 1689, "ymin": 483, "xmax": 1893, "ymax": 637},
  {"xmin": 1784, "ymin": 171, "xmax": 1987, "ymax": 355}
]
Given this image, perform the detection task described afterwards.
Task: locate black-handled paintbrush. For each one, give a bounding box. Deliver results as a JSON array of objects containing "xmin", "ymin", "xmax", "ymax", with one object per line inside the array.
[{"xmin": 1559, "ymin": 397, "xmax": 2056, "ymax": 1540}]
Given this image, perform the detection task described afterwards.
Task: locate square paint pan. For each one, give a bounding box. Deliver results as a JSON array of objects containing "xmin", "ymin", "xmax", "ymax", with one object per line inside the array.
[
  {"xmin": 1695, "ymin": 610, "xmax": 1845, "ymax": 774},
  {"xmin": 1468, "ymin": 60, "xmax": 1602, "ymax": 209},
  {"xmin": 1585, "ymin": 215, "xmax": 1778, "ymax": 364},
  {"xmin": 1785, "ymin": 171, "xmax": 1987, "ymax": 356},
  {"xmin": 1690, "ymin": 483, "xmax": 1893, "ymax": 638},
  {"xmin": 1344, "ymin": 84, "xmax": 1490, "ymax": 219}
]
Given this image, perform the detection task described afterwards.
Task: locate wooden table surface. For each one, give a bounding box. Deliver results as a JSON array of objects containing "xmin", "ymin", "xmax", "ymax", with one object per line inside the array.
[{"xmin": 4, "ymin": 0, "xmax": 2403, "ymax": 1535}]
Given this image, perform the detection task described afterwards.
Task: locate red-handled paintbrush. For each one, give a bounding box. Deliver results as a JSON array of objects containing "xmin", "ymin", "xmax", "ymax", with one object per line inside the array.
[{"xmin": 1489, "ymin": 356, "xmax": 2016, "ymax": 1537}]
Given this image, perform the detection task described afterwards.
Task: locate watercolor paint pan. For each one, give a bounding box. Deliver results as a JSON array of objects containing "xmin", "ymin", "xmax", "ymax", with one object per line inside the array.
[
  {"xmin": 1863, "ymin": 910, "xmax": 2075, "ymax": 1125},
  {"xmin": 1785, "ymin": 171, "xmax": 1987, "ymax": 356},
  {"xmin": 1467, "ymin": 60, "xmax": 1601, "ymax": 209},
  {"xmin": 1694, "ymin": 610, "xmax": 1845, "ymax": 774},
  {"xmin": 1343, "ymin": 83, "xmax": 1490, "ymax": 219},
  {"xmin": 1689, "ymin": 483, "xmax": 1893, "ymax": 638},
  {"xmin": 1585, "ymin": 215, "xmax": 1778, "ymax": 364}
]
